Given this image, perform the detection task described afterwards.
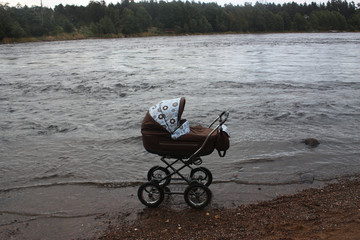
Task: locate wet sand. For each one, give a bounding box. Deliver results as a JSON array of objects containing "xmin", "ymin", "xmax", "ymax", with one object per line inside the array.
[
  {"xmin": 1, "ymin": 176, "xmax": 359, "ymax": 239},
  {"xmin": 100, "ymin": 176, "xmax": 360, "ymax": 240}
]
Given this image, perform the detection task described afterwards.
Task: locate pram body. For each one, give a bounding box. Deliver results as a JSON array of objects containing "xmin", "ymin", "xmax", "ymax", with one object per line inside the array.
[
  {"xmin": 142, "ymin": 97, "xmax": 219, "ymax": 158},
  {"xmin": 138, "ymin": 97, "xmax": 229, "ymax": 209}
]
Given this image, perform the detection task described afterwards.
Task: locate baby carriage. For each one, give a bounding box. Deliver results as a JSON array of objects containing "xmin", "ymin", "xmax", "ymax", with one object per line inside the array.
[{"xmin": 138, "ymin": 97, "xmax": 230, "ymax": 209}]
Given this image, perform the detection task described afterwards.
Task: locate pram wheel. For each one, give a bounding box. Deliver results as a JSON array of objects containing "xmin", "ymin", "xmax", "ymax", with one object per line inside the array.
[
  {"xmin": 147, "ymin": 166, "xmax": 171, "ymax": 187},
  {"xmin": 138, "ymin": 182, "xmax": 164, "ymax": 208},
  {"xmin": 190, "ymin": 167, "xmax": 213, "ymax": 186},
  {"xmin": 184, "ymin": 183, "xmax": 212, "ymax": 209}
]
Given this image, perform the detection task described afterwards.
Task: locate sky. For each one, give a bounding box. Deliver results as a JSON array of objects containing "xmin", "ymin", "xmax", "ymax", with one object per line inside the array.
[{"xmin": 1, "ymin": 0, "xmax": 360, "ymax": 8}]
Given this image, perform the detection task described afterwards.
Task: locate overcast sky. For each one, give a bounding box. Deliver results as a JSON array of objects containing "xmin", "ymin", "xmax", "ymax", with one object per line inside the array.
[{"xmin": 1, "ymin": 0, "xmax": 360, "ymax": 8}]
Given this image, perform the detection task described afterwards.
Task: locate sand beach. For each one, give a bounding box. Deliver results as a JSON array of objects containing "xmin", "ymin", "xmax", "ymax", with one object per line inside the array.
[{"xmin": 100, "ymin": 176, "xmax": 360, "ymax": 240}]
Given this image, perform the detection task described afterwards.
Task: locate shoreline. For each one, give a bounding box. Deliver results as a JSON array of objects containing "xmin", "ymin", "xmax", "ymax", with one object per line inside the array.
[
  {"xmin": 99, "ymin": 176, "xmax": 360, "ymax": 240},
  {"xmin": 0, "ymin": 175, "xmax": 359, "ymax": 239},
  {"xmin": 1, "ymin": 30, "xmax": 357, "ymax": 45}
]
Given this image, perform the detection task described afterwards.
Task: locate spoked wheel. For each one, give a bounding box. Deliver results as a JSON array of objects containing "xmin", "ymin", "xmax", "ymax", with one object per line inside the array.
[
  {"xmin": 147, "ymin": 166, "xmax": 171, "ymax": 187},
  {"xmin": 138, "ymin": 182, "xmax": 164, "ymax": 208},
  {"xmin": 190, "ymin": 167, "xmax": 213, "ymax": 186},
  {"xmin": 184, "ymin": 183, "xmax": 212, "ymax": 209}
]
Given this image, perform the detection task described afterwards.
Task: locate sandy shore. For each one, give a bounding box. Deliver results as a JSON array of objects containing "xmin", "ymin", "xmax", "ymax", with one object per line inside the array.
[
  {"xmin": 1, "ymin": 176, "xmax": 359, "ymax": 239},
  {"xmin": 99, "ymin": 176, "xmax": 360, "ymax": 240}
]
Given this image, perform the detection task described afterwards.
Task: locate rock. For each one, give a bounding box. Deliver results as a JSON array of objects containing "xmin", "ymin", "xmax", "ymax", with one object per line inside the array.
[
  {"xmin": 301, "ymin": 173, "xmax": 315, "ymax": 184},
  {"xmin": 302, "ymin": 138, "xmax": 320, "ymax": 147}
]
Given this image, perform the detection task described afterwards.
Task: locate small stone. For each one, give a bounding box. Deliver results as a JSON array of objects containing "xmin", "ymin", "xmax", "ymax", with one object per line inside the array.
[
  {"xmin": 302, "ymin": 138, "xmax": 320, "ymax": 147},
  {"xmin": 301, "ymin": 173, "xmax": 315, "ymax": 184}
]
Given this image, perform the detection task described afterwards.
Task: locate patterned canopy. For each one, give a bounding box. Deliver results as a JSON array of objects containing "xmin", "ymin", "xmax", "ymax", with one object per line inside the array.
[{"xmin": 149, "ymin": 97, "xmax": 190, "ymax": 139}]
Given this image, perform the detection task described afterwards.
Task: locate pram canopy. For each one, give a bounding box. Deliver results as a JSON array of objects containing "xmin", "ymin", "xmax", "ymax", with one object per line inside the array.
[
  {"xmin": 148, "ymin": 97, "xmax": 190, "ymax": 139},
  {"xmin": 141, "ymin": 97, "xmax": 230, "ymax": 158}
]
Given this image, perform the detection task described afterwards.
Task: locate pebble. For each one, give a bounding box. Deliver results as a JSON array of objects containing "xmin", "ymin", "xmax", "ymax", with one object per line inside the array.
[
  {"xmin": 302, "ymin": 138, "xmax": 320, "ymax": 147},
  {"xmin": 301, "ymin": 173, "xmax": 315, "ymax": 184}
]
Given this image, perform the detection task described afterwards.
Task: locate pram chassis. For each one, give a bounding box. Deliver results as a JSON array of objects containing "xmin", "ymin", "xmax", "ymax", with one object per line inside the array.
[{"xmin": 138, "ymin": 111, "xmax": 229, "ymax": 209}]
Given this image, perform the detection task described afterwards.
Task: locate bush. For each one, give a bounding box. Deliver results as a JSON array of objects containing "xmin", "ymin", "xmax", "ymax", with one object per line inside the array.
[{"xmin": 63, "ymin": 19, "xmax": 74, "ymax": 33}]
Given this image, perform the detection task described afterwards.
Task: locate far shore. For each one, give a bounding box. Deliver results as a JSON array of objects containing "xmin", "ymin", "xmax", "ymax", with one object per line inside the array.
[{"xmin": 2, "ymin": 30, "xmax": 357, "ymax": 45}]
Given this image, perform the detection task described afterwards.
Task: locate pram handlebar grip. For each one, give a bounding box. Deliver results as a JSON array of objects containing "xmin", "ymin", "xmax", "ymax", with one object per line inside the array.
[
  {"xmin": 188, "ymin": 111, "xmax": 229, "ymax": 162},
  {"xmin": 220, "ymin": 111, "xmax": 229, "ymax": 124},
  {"xmin": 208, "ymin": 111, "xmax": 229, "ymax": 128}
]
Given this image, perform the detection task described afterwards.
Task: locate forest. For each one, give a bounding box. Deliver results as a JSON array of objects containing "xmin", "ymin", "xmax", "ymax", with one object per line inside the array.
[{"xmin": 1, "ymin": 0, "xmax": 360, "ymax": 41}]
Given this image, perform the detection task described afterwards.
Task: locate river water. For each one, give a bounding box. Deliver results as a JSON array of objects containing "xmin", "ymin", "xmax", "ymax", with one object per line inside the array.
[{"xmin": 1, "ymin": 33, "xmax": 360, "ymax": 192}]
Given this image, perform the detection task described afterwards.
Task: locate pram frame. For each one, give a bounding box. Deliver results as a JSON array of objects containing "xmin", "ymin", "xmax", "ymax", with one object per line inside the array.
[
  {"xmin": 153, "ymin": 157, "xmax": 210, "ymax": 195},
  {"xmin": 138, "ymin": 111, "xmax": 229, "ymax": 209}
]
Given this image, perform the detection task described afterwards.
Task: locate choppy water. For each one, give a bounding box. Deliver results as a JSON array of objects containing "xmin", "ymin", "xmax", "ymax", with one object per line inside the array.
[{"xmin": 1, "ymin": 33, "xmax": 360, "ymax": 192}]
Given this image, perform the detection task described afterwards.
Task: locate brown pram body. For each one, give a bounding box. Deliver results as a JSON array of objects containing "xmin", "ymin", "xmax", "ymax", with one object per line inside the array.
[{"xmin": 138, "ymin": 97, "xmax": 229, "ymax": 209}]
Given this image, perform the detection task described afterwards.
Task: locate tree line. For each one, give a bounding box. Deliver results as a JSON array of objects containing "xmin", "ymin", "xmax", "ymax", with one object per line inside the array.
[{"xmin": 1, "ymin": 0, "xmax": 360, "ymax": 40}]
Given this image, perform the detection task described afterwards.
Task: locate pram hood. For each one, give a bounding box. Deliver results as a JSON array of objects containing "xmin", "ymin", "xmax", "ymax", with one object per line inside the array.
[{"xmin": 148, "ymin": 97, "xmax": 190, "ymax": 139}]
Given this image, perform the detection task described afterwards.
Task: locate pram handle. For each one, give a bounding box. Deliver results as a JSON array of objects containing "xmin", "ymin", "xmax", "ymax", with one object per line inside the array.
[
  {"xmin": 188, "ymin": 111, "xmax": 229, "ymax": 163},
  {"xmin": 208, "ymin": 111, "xmax": 229, "ymax": 128}
]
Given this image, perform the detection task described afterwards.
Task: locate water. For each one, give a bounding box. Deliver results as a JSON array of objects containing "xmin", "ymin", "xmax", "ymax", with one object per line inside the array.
[{"xmin": 1, "ymin": 33, "xmax": 360, "ymax": 192}]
